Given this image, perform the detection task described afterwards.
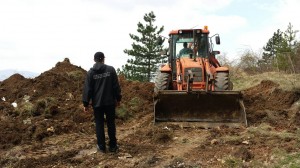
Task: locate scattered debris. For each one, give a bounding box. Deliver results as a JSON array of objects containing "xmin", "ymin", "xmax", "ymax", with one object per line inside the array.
[
  {"xmin": 163, "ymin": 126, "xmax": 170, "ymax": 130},
  {"xmin": 23, "ymin": 118, "xmax": 32, "ymax": 125},
  {"xmin": 23, "ymin": 95, "xmax": 30, "ymax": 102},
  {"xmin": 118, "ymin": 153, "xmax": 133, "ymax": 160},
  {"xmin": 211, "ymin": 139, "xmax": 218, "ymax": 145},
  {"xmin": 242, "ymin": 140, "xmax": 250, "ymax": 145},
  {"xmin": 47, "ymin": 126, "xmax": 55, "ymax": 133},
  {"xmin": 11, "ymin": 102, "xmax": 17, "ymax": 108}
]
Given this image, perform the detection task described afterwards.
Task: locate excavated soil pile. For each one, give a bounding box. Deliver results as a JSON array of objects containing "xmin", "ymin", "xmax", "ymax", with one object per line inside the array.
[
  {"xmin": 0, "ymin": 58, "xmax": 154, "ymax": 150},
  {"xmin": 243, "ymin": 80, "xmax": 300, "ymax": 128},
  {"xmin": 1, "ymin": 59, "xmax": 300, "ymax": 167},
  {"xmin": 0, "ymin": 58, "xmax": 88, "ymax": 150}
]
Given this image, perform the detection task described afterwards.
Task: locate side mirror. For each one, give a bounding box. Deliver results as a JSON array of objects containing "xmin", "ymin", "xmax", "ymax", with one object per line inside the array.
[
  {"xmin": 212, "ymin": 51, "xmax": 220, "ymax": 55},
  {"xmin": 157, "ymin": 36, "xmax": 164, "ymax": 46},
  {"xmin": 215, "ymin": 35, "xmax": 220, "ymax": 45}
]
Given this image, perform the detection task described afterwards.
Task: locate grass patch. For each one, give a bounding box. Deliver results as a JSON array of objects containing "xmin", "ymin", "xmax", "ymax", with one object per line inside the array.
[
  {"xmin": 222, "ymin": 156, "xmax": 243, "ymax": 168},
  {"xmin": 116, "ymin": 104, "xmax": 132, "ymax": 120},
  {"xmin": 238, "ymin": 125, "xmax": 300, "ymax": 167},
  {"xmin": 67, "ymin": 70, "xmax": 84, "ymax": 80},
  {"xmin": 231, "ymin": 72, "xmax": 300, "ymax": 91},
  {"xmin": 116, "ymin": 97, "xmax": 143, "ymax": 120},
  {"xmin": 11, "ymin": 96, "xmax": 58, "ymax": 117},
  {"xmin": 32, "ymin": 97, "xmax": 59, "ymax": 118},
  {"xmin": 128, "ymin": 96, "xmax": 142, "ymax": 111},
  {"xmin": 221, "ymin": 134, "xmax": 249, "ymax": 144},
  {"xmin": 274, "ymin": 153, "xmax": 300, "ymax": 167},
  {"xmin": 247, "ymin": 123, "xmax": 299, "ymax": 141},
  {"xmin": 270, "ymin": 149, "xmax": 300, "ymax": 168},
  {"xmin": 14, "ymin": 101, "xmax": 35, "ymax": 117}
]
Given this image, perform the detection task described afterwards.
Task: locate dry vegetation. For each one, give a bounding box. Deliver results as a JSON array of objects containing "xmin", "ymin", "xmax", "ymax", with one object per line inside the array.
[{"xmin": 232, "ymin": 71, "xmax": 300, "ymax": 91}]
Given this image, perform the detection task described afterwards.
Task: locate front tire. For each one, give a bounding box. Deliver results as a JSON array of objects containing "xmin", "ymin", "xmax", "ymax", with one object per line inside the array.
[
  {"xmin": 154, "ymin": 71, "xmax": 170, "ymax": 94},
  {"xmin": 214, "ymin": 72, "xmax": 231, "ymax": 91}
]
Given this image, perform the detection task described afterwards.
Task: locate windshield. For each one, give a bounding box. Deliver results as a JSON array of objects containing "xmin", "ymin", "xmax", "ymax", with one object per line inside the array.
[{"xmin": 173, "ymin": 33, "xmax": 209, "ymax": 58}]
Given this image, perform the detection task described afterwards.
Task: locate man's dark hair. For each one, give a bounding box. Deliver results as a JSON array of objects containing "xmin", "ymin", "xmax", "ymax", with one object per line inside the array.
[
  {"xmin": 94, "ymin": 52, "xmax": 105, "ymax": 62},
  {"xmin": 183, "ymin": 42, "xmax": 187, "ymax": 47}
]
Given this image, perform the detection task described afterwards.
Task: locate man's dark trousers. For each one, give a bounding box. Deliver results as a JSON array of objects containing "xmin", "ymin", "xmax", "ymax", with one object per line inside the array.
[{"xmin": 93, "ymin": 105, "xmax": 117, "ymax": 150}]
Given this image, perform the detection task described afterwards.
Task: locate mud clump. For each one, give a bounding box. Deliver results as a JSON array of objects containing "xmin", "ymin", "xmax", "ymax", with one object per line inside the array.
[
  {"xmin": 149, "ymin": 127, "xmax": 174, "ymax": 144},
  {"xmin": 292, "ymin": 111, "xmax": 300, "ymax": 126},
  {"xmin": 233, "ymin": 146, "xmax": 253, "ymax": 162}
]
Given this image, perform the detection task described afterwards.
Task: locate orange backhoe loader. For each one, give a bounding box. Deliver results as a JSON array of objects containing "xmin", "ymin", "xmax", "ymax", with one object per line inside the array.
[{"xmin": 154, "ymin": 26, "xmax": 247, "ymax": 127}]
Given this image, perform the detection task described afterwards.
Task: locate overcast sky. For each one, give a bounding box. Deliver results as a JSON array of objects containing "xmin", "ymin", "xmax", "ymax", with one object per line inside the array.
[{"xmin": 0, "ymin": 0, "xmax": 299, "ymax": 73}]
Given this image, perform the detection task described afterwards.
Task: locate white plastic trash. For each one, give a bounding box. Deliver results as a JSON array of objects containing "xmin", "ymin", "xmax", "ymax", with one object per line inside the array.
[{"xmin": 11, "ymin": 102, "xmax": 17, "ymax": 108}]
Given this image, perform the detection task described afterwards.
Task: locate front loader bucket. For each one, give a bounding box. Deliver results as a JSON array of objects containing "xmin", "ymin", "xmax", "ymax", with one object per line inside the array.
[{"xmin": 154, "ymin": 90, "xmax": 247, "ymax": 127}]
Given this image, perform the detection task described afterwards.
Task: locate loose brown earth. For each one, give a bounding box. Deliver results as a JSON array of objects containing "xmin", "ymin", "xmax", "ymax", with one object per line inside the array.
[{"xmin": 0, "ymin": 58, "xmax": 300, "ymax": 168}]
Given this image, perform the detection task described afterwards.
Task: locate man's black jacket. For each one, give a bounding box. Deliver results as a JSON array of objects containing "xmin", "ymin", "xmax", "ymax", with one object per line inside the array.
[{"xmin": 82, "ymin": 62, "xmax": 122, "ymax": 108}]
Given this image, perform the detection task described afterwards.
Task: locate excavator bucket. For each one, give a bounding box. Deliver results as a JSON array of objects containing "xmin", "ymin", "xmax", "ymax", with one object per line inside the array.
[{"xmin": 154, "ymin": 90, "xmax": 247, "ymax": 127}]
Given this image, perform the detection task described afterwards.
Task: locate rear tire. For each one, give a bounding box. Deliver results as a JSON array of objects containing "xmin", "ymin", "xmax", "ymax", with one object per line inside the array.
[
  {"xmin": 214, "ymin": 72, "xmax": 231, "ymax": 91},
  {"xmin": 154, "ymin": 71, "xmax": 170, "ymax": 94}
]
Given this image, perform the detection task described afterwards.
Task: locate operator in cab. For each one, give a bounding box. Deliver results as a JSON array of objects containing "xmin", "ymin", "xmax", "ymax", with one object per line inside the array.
[{"xmin": 178, "ymin": 42, "xmax": 193, "ymax": 58}]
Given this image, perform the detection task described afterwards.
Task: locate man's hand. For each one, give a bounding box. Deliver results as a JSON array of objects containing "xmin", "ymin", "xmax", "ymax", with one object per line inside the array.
[{"xmin": 83, "ymin": 106, "xmax": 89, "ymax": 113}]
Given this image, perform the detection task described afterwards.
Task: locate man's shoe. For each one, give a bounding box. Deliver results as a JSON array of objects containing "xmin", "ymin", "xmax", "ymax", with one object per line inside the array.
[
  {"xmin": 109, "ymin": 145, "xmax": 119, "ymax": 153},
  {"xmin": 98, "ymin": 148, "xmax": 106, "ymax": 153},
  {"xmin": 97, "ymin": 145, "xmax": 106, "ymax": 153}
]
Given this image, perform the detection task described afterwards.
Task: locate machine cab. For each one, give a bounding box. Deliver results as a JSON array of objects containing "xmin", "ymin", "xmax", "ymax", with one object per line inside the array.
[{"xmin": 169, "ymin": 29, "xmax": 210, "ymax": 59}]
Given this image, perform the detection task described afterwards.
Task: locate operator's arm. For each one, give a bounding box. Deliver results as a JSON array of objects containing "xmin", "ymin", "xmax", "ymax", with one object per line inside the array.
[
  {"xmin": 178, "ymin": 49, "xmax": 184, "ymax": 58},
  {"xmin": 178, "ymin": 50, "xmax": 182, "ymax": 58}
]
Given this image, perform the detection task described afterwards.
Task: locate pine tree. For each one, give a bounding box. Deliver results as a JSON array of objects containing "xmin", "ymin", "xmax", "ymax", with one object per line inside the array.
[
  {"xmin": 283, "ymin": 22, "xmax": 299, "ymax": 73},
  {"xmin": 262, "ymin": 29, "xmax": 284, "ymax": 66},
  {"xmin": 119, "ymin": 11, "xmax": 165, "ymax": 82},
  {"xmin": 284, "ymin": 22, "xmax": 298, "ymax": 49}
]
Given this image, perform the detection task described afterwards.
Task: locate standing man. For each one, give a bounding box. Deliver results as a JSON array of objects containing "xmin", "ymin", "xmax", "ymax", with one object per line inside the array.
[{"xmin": 82, "ymin": 52, "xmax": 122, "ymax": 153}]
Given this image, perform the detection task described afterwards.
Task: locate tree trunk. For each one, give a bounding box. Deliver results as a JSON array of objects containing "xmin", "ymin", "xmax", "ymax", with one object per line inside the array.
[{"xmin": 148, "ymin": 57, "xmax": 151, "ymax": 82}]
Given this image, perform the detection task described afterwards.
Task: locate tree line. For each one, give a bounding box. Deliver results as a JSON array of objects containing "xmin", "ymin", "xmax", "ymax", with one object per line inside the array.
[{"xmin": 238, "ymin": 22, "xmax": 299, "ymax": 74}]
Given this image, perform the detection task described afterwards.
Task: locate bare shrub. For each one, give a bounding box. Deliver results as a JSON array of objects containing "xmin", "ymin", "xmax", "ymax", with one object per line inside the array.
[{"xmin": 237, "ymin": 48, "xmax": 261, "ymax": 75}]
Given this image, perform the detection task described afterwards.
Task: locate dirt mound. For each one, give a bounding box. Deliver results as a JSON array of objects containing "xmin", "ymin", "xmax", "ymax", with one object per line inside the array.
[
  {"xmin": 0, "ymin": 59, "xmax": 156, "ymax": 167},
  {"xmin": 0, "ymin": 58, "xmax": 86, "ymax": 103},
  {"xmin": 243, "ymin": 80, "xmax": 300, "ymax": 127},
  {"xmin": 0, "ymin": 73, "xmax": 32, "ymax": 101},
  {"xmin": 0, "ymin": 58, "xmax": 154, "ymax": 151},
  {"xmin": 0, "ymin": 59, "xmax": 84, "ymax": 149}
]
